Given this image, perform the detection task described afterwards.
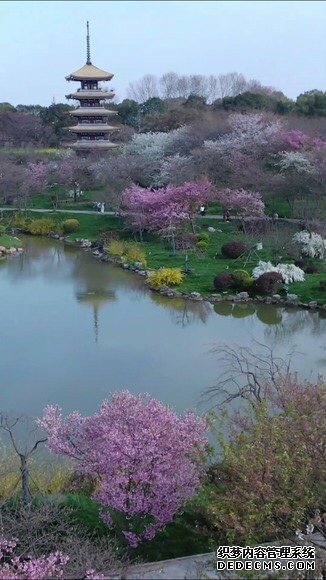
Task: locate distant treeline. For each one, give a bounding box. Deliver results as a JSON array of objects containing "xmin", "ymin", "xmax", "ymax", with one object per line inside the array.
[{"xmin": 0, "ymin": 71, "xmax": 325, "ymax": 147}]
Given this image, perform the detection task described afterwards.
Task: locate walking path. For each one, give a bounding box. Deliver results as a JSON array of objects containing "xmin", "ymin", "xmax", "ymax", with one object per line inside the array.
[{"xmin": 0, "ymin": 207, "xmax": 302, "ymax": 224}]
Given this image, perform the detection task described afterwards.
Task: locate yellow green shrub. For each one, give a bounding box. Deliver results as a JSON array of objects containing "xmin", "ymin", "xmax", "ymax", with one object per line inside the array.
[
  {"xmin": 105, "ymin": 239, "xmax": 126, "ymax": 257},
  {"xmin": 27, "ymin": 218, "xmax": 55, "ymax": 235},
  {"xmin": 62, "ymin": 218, "xmax": 80, "ymax": 233},
  {"xmin": 123, "ymin": 243, "xmax": 147, "ymax": 266},
  {"xmin": 147, "ymin": 267, "xmax": 184, "ymax": 290},
  {"xmin": 10, "ymin": 215, "xmax": 32, "ymax": 230}
]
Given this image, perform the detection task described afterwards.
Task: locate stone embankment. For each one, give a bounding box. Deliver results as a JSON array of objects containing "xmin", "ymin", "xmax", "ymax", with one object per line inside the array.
[
  {"xmin": 54, "ymin": 234, "xmax": 326, "ymax": 311},
  {"xmin": 0, "ymin": 246, "xmax": 24, "ymax": 256}
]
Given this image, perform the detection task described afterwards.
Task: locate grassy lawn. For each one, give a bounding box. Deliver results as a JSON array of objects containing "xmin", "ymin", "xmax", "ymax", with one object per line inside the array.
[
  {"xmin": 0, "ymin": 233, "xmax": 23, "ymax": 248},
  {"xmin": 64, "ymin": 491, "xmax": 213, "ymax": 562},
  {"xmin": 5, "ymin": 210, "xmax": 326, "ymax": 304}
]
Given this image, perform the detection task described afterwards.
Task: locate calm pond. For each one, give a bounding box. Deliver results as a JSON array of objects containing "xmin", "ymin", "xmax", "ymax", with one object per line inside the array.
[{"xmin": 1, "ymin": 237, "xmax": 325, "ymax": 418}]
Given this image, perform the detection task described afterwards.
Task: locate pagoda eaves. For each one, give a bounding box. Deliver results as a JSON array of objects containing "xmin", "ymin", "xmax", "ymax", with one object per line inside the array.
[{"xmin": 64, "ymin": 21, "xmax": 118, "ymax": 153}]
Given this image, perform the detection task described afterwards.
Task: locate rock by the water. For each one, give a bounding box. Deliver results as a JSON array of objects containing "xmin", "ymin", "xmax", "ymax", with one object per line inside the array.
[
  {"xmin": 189, "ymin": 291, "xmax": 202, "ymax": 300},
  {"xmin": 287, "ymin": 293, "xmax": 299, "ymax": 302},
  {"xmin": 235, "ymin": 291, "xmax": 249, "ymax": 300}
]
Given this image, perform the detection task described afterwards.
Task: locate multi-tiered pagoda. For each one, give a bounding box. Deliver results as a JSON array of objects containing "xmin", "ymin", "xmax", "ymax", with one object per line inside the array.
[{"xmin": 65, "ymin": 22, "xmax": 118, "ymax": 151}]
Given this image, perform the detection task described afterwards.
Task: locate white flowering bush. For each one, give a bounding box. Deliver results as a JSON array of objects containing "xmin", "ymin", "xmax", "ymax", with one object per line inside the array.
[
  {"xmin": 293, "ymin": 231, "xmax": 326, "ymax": 260},
  {"xmin": 252, "ymin": 261, "xmax": 305, "ymax": 284},
  {"xmin": 124, "ymin": 127, "xmax": 187, "ymax": 161},
  {"xmin": 204, "ymin": 113, "xmax": 282, "ymax": 156},
  {"xmin": 278, "ymin": 151, "xmax": 315, "ymax": 174}
]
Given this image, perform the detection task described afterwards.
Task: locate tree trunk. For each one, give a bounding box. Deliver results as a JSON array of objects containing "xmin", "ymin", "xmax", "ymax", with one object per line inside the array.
[{"xmin": 20, "ymin": 455, "xmax": 31, "ymax": 512}]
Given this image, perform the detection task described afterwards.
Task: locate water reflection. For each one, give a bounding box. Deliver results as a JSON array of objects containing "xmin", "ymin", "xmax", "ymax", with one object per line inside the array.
[
  {"xmin": 76, "ymin": 290, "xmax": 116, "ymax": 344},
  {"xmin": 150, "ymin": 294, "xmax": 211, "ymax": 326},
  {"xmin": 214, "ymin": 301, "xmax": 326, "ymax": 340},
  {"xmin": 0, "ymin": 237, "xmax": 325, "ymax": 417}
]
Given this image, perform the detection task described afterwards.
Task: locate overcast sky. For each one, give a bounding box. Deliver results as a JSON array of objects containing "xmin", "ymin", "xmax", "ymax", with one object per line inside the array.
[{"xmin": 1, "ymin": 0, "xmax": 325, "ymax": 106}]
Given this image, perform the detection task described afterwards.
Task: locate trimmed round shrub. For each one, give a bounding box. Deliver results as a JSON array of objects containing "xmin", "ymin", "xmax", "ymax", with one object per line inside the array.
[
  {"xmin": 231, "ymin": 269, "xmax": 254, "ymax": 290},
  {"xmin": 295, "ymin": 259, "xmax": 319, "ymax": 274},
  {"xmin": 213, "ymin": 271, "xmax": 234, "ymax": 291},
  {"xmin": 221, "ymin": 241, "xmax": 248, "ymax": 259},
  {"xmin": 197, "ymin": 232, "xmax": 209, "ymax": 243},
  {"xmin": 196, "ymin": 240, "xmax": 209, "ymax": 252},
  {"xmin": 294, "ymin": 259, "xmax": 306, "ymax": 269},
  {"xmin": 62, "ymin": 219, "xmax": 80, "ymax": 233},
  {"xmin": 254, "ymin": 272, "xmax": 284, "ymax": 295},
  {"xmin": 304, "ymin": 264, "xmax": 320, "ymax": 274}
]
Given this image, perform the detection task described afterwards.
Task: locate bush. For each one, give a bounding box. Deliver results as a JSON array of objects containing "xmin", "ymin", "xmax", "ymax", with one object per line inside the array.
[
  {"xmin": 0, "ymin": 225, "xmax": 6, "ymax": 235},
  {"xmin": 105, "ymin": 240, "xmax": 126, "ymax": 258},
  {"xmin": 27, "ymin": 219, "xmax": 55, "ymax": 235},
  {"xmin": 197, "ymin": 232, "xmax": 209, "ymax": 243},
  {"xmin": 148, "ymin": 268, "xmax": 184, "ymax": 290},
  {"xmin": 213, "ymin": 272, "xmax": 234, "ymax": 291},
  {"xmin": 62, "ymin": 219, "xmax": 80, "ymax": 234},
  {"xmin": 196, "ymin": 240, "xmax": 209, "ymax": 252},
  {"xmin": 205, "ymin": 373, "xmax": 326, "ymax": 546},
  {"xmin": 254, "ymin": 272, "xmax": 283, "ymax": 295},
  {"xmin": 123, "ymin": 243, "xmax": 147, "ymax": 266},
  {"xmin": 10, "ymin": 215, "xmax": 32, "ymax": 230},
  {"xmin": 319, "ymin": 280, "xmax": 326, "ymax": 291},
  {"xmin": 294, "ymin": 259, "xmax": 306, "ymax": 269},
  {"xmin": 221, "ymin": 241, "xmax": 248, "ymax": 259},
  {"xmin": 176, "ymin": 232, "xmax": 198, "ymax": 249},
  {"xmin": 231, "ymin": 269, "xmax": 254, "ymax": 290},
  {"xmin": 99, "ymin": 230, "xmax": 120, "ymax": 244},
  {"xmin": 304, "ymin": 264, "xmax": 320, "ymax": 274}
]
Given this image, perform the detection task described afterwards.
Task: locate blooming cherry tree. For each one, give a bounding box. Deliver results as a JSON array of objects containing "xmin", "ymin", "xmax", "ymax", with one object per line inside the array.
[
  {"xmin": 122, "ymin": 180, "xmax": 214, "ymax": 245},
  {"xmin": 214, "ymin": 188, "xmax": 265, "ymax": 217},
  {"xmin": 38, "ymin": 391, "xmax": 207, "ymax": 547},
  {"xmin": 204, "ymin": 113, "xmax": 282, "ymax": 157}
]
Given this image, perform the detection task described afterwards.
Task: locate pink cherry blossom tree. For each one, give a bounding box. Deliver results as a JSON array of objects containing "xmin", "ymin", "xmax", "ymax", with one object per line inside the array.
[
  {"xmin": 121, "ymin": 180, "xmax": 214, "ymax": 247},
  {"xmin": 214, "ymin": 188, "xmax": 265, "ymax": 217},
  {"xmin": 38, "ymin": 391, "xmax": 207, "ymax": 547}
]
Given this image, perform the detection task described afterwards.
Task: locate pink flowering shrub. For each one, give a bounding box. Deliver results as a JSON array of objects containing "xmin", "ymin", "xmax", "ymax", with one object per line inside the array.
[
  {"xmin": 0, "ymin": 536, "xmax": 69, "ymax": 579},
  {"xmin": 38, "ymin": 391, "xmax": 207, "ymax": 547}
]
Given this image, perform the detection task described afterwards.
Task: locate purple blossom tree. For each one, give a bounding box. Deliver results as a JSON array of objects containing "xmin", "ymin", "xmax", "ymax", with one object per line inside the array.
[
  {"xmin": 121, "ymin": 180, "xmax": 214, "ymax": 246},
  {"xmin": 38, "ymin": 391, "xmax": 207, "ymax": 547},
  {"xmin": 214, "ymin": 188, "xmax": 265, "ymax": 217}
]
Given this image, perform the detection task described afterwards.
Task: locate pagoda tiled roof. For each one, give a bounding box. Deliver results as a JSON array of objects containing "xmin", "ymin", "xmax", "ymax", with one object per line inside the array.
[
  {"xmin": 66, "ymin": 90, "xmax": 115, "ymax": 100},
  {"xmin": 66, "ymin": 141, "xmax": 119, "ymax": 150},
  {"xmin": 68, "ymin": 124, "xmax": 116, "ymax": 133},
  {"xmin": 70, "ymin": 108, "xmax": 117, "ymax": 117},
  {"xmin": 66, "ymin": 63, "xmax": 113, "ymax": 81}
]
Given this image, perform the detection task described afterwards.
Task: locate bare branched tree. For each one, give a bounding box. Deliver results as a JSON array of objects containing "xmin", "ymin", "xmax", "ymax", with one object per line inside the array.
[
  {"xmin": 203, "ymin": 340, "xmax": 295, "ymax": 409},
  {"xmin": 0, "ymin": 414, "xmax": 47, "ymax": 511}
]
